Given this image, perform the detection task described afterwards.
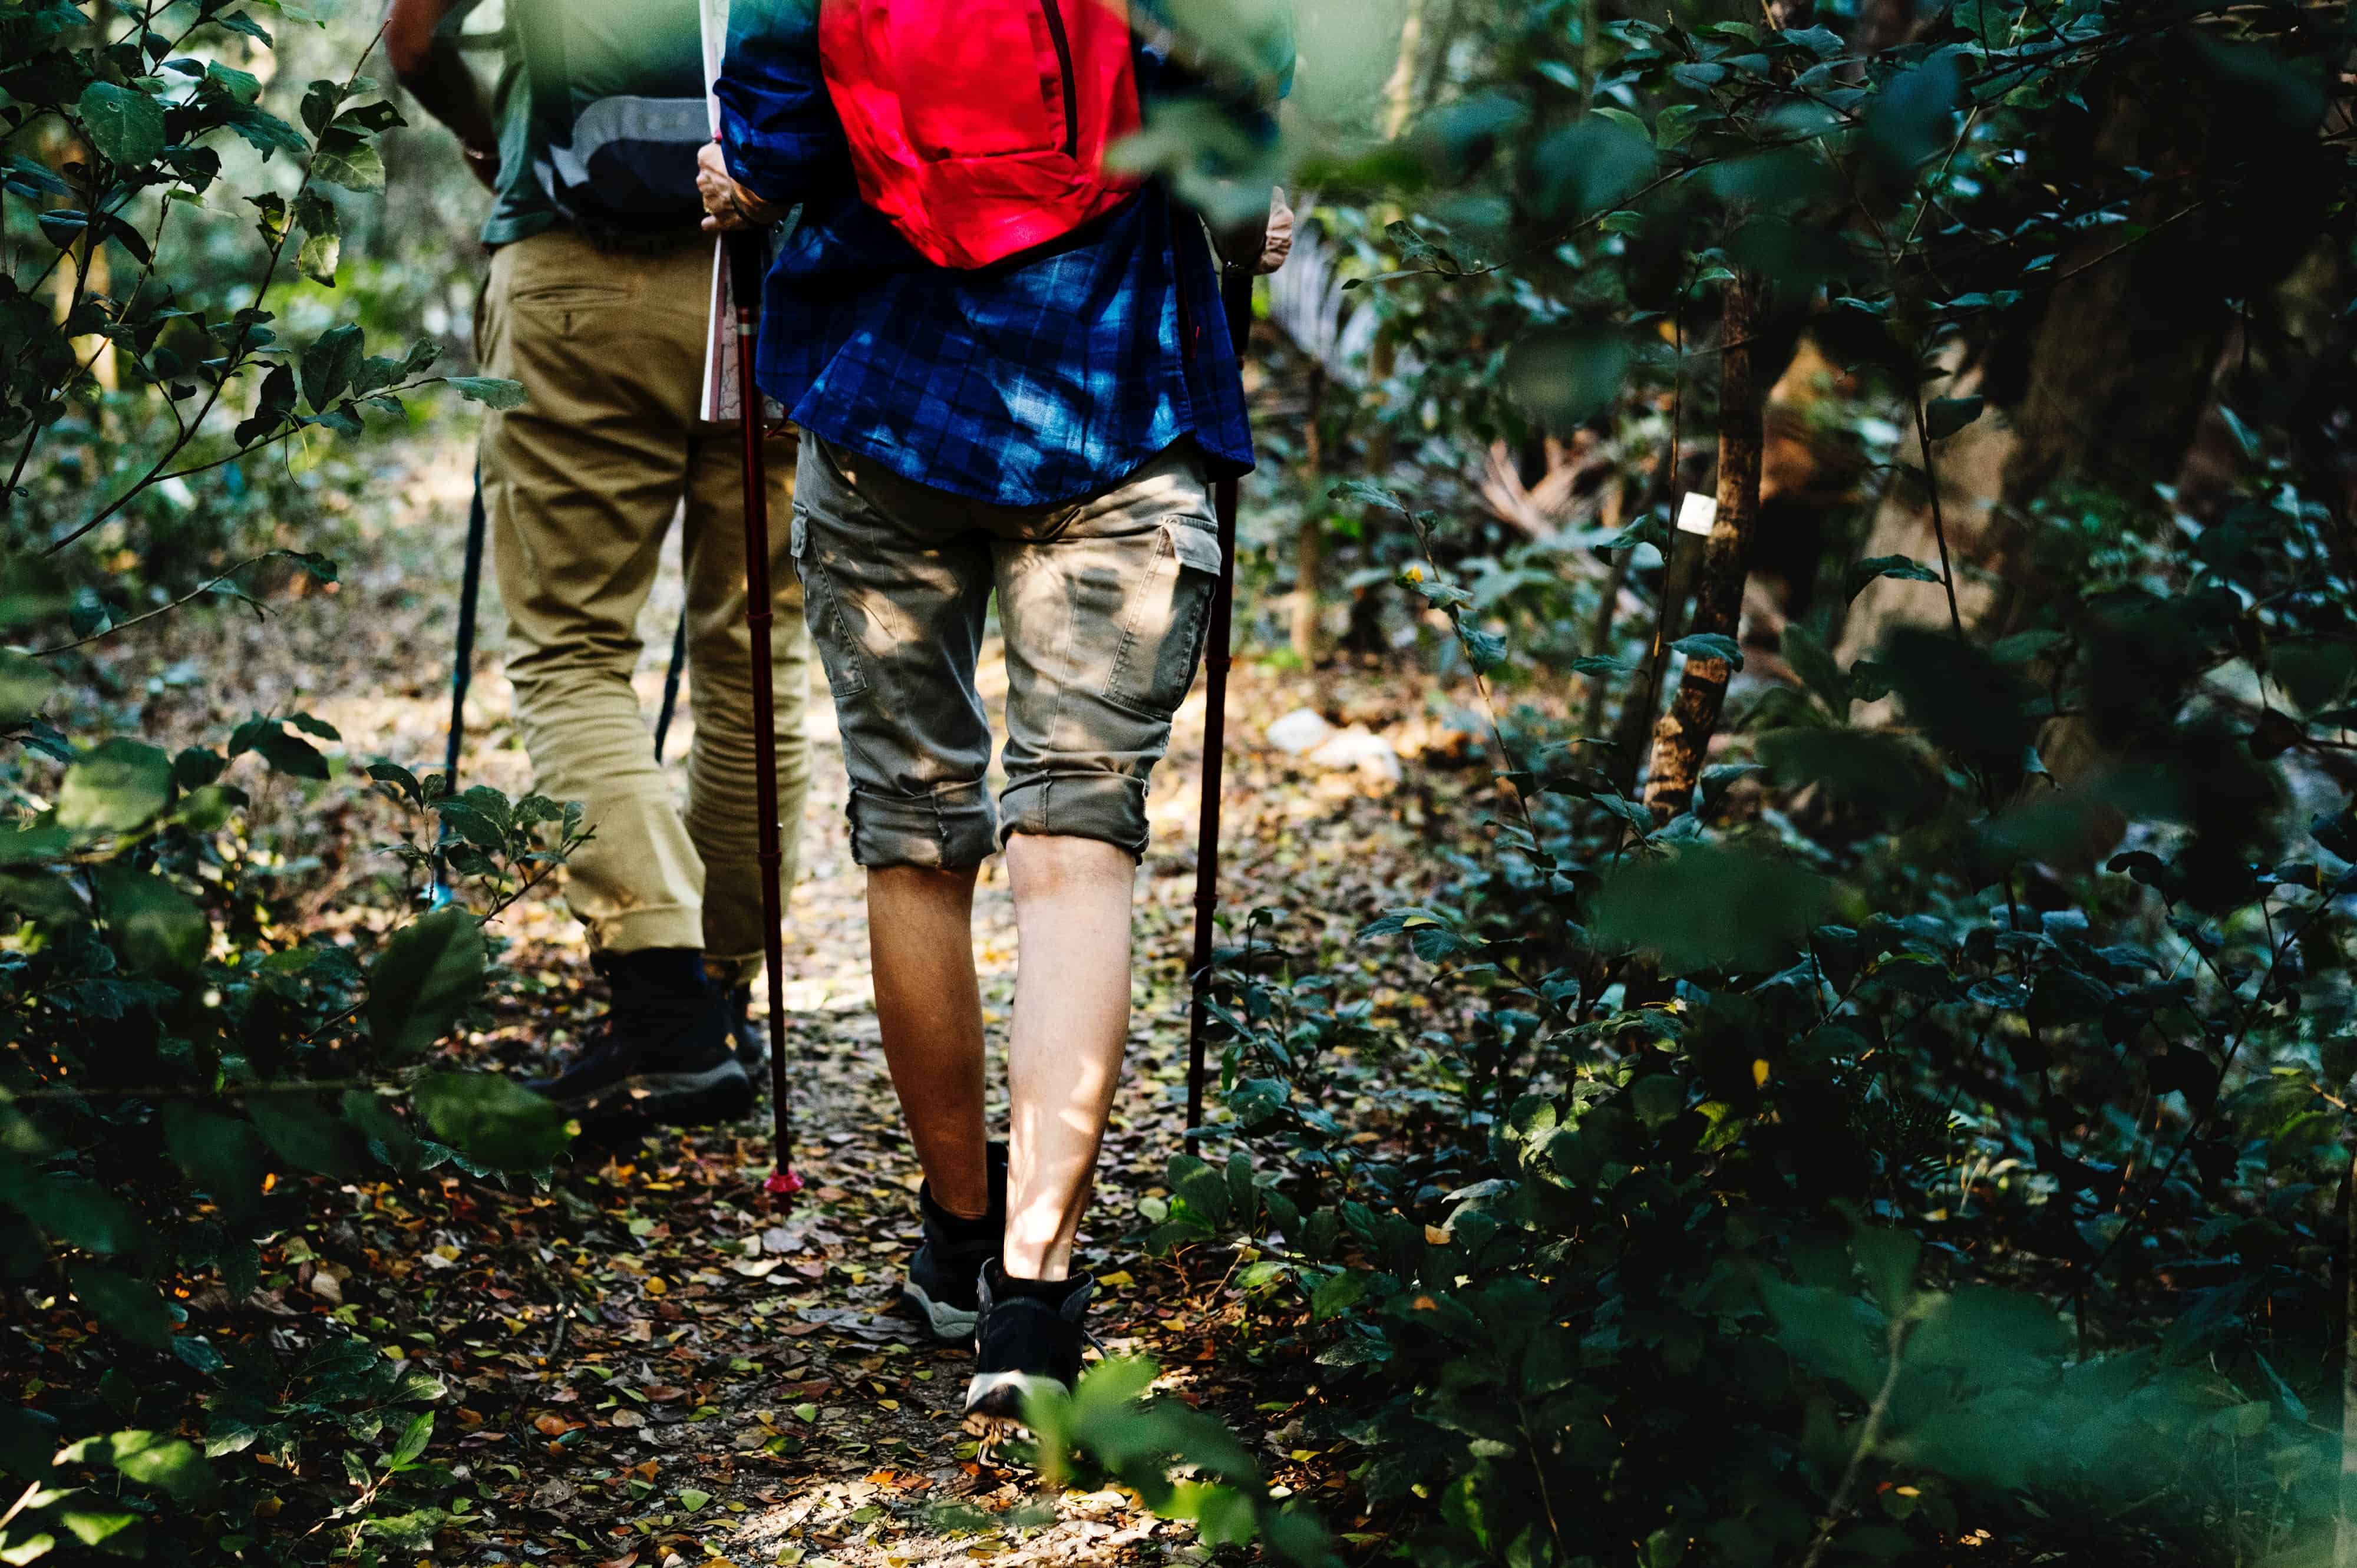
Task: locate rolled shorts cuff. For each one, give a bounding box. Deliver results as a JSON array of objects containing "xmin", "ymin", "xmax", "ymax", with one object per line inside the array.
[
  {"xmin": 998, "ymin": 773, "xmax": 1151, "ymax": 859},
  {"xmin": 848, "ymin": 781, "xmax": 998, "ymax": 870},
  {"xmin": 587, "ymin": 903, "xmax": 708, "ymax": 957}
]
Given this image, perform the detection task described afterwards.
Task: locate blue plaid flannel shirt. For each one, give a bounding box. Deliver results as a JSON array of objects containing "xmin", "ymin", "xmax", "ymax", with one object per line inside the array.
[{"xmin": 715, "ymin": 0, "xmax": 1259, "ymax": 508}]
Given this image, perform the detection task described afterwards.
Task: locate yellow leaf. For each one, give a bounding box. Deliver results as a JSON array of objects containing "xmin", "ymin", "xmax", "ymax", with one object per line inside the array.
[
  {"xmin": 1752, "ymin": 1058, "xmax": 1770, "ymax": 1087},
  {"xmin": 643, "ymin": 1277, "xmax": 669, "ymax": 1296},
  {"xmin": 1097, "ymin": 1270, "xmax": 1135, "ymax": 1289}
]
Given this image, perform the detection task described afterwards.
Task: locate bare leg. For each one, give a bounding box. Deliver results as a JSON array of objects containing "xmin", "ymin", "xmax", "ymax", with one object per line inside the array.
[
  {"xmin": 1002, "ymin": 834, "xmax": 1137, "ymax": 1280},
  {"xmin": 867, "ymin": 865, "xmax": 991, "ymax": 1220}
]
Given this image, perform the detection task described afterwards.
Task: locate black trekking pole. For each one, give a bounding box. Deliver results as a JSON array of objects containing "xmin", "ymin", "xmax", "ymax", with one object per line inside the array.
[
  {"xmin": 724, "ymin": 227, "xmax": 802, "ymax": 1203},
  {"xmin": 652, "ymin": 613, "xmax": 690, "ymax": 762},
  {"xmin": 1186, "ymin": 268, "xmax": 1255, "ymax": 1133},
  {"xmin": 431, "ymin": 468, "xmax": 491, "ymax": 910}
]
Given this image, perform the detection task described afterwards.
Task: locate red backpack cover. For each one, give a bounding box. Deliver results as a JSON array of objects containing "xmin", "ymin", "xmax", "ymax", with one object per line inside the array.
[{"xmin": 817, "ymin": 0, "xmax": 1144, "ymax": 270}]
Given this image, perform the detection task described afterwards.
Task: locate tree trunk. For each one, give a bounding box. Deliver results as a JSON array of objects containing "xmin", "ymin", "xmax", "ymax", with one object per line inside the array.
[
  {"xmin": 1381, "ymin": 0, "xmax": 1428, "ymax": 143},
  {"xmin": 1840, "ymin": 60, "xmax": 2286, "ymax": 665},
  {"xmin": 1644, "ymin": 270, "xmax": 1765, "ymax": 816}
]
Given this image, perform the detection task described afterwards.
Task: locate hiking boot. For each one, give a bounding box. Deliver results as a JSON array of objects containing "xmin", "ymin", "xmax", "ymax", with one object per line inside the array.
[
  {"xmin": 726, "ymin": 986, "xmax": 767, "ymax": 1075},
  {"xmin": 902, "ymin": 1142, "xmax": 1008, "ymax": 1341},
  {"xmin": 963, "ymin": 1261, "xmax": 1095, "ymax": 1427},
  {"xmin": 531, "ymin": 949, "xmax": 753, "ymax": 1126}
]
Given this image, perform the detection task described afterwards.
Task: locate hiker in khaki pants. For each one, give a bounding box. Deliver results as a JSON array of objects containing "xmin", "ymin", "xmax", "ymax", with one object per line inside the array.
[{"xmin": 391, "ymin": 0, "xmax": 809, "ymax": 1125}]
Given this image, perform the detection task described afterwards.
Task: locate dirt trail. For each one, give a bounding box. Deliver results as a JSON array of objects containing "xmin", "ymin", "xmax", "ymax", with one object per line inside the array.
[{"xmin": 91, "ymin": 434, "xmax": 1450, "ymax": 1564}]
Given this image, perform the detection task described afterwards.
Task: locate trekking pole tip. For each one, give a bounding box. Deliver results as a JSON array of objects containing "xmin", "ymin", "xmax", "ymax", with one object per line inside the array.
[{"xmin": 762, "ymin": 1167, "xmax": 804, "ymax": 1200}]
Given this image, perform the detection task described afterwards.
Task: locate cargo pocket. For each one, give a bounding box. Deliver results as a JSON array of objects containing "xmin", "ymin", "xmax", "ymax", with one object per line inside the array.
[
  {"xmin": 790, "ymin": 511, "xmax": 872, "ymax": 701},
  {"xmin": 1102, "ymin": 521, "xmax": 1221, "ymax": 717}
]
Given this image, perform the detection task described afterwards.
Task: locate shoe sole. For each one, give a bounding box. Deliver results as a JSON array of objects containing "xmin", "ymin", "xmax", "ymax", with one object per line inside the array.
[
  {"xmin": 547, "ymin": 1061, "xmax": 754, "ymax": 1125},
  {"xmin": 961, "ymin": 1369, "xmax": 1066, "ymax": 1433},
  {"xmin": 901, "ymin": 1279, "xmax": 979, "ymax": 1342}
]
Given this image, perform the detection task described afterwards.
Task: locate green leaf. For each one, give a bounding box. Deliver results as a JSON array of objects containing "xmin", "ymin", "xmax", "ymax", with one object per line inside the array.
[
  {"xmin": 92, "ymin": 866, "xmax": 206, "ymax": 973},
  {"xmin": 67, "ymin": 1264, "xmax": 173, "ymax": 1351},
  {"xmin": 0, "ymin": 652, "xmax": 60, "ymax": 725},
  {"xmin": 0, "ymin": 1173, "xmax": 139, "ymax": 1255},
  {"xmin": 204, "ymin": 61, "xmax": 262, "ymax": 103},
  {"xmin": 68, "ymin": 1432, "xmax": 216, "ymax": 1503},
  {"xmin": 228, "ymin": 717, "xmax": 332, "ymax": 780},
  {"xmin": 0, "ymin": 1530, "xmax": 55, "ymax": 1563},
  {"xmin": 1851, "ymin": 1226, "xmax": 1920, "ymax": 1319},
  {"xmin": 55, "ymin": 1508, "xmax": 140, "ymax": 1556},
  {"xmin": 1309, "ymin": 1270, "xmax": 1365, "ymax": 1322},
  {"xmin": 367, "ymin": 909, "xmax": 486, "ymax": 1058},
  {"xmin": 446, "ymin": 377, "xmax": 527, "ymax": 410},
  {"xmin": 0, "ymin": 557, "xmax": 67, "ymax": 630},
  {"xmin": 299, "ymin": 323, "xmax": 364, "ymax": 411},
  {"xmin": 311, "ymin": 128, "xmax": 385, "ymax": 192},
  {"xmin": 1923, "ymin": 394, "xmax": 1985, "ymax": 439},
  {"xmin": 247, "ymin": 1097, "xmax": 370, "ymax": 1179},
  {"xmin": 1460, "ymin": 626, "xmax": 1508, "ymax": 673},
  {"xmin": 1503, "ymin": 328, "xmax": 1633, "ymax": 428},
  {"xmin": 388, "ymin": 1412, "xmax": 433, "ymax": 1470},
  {"xmin": 412, "ymin": 1072, "xmax": 573, "ymax": 1170},
  {"xmin": 1590, "ymin": 843, "xmax": 1838, "ymax": 974},
  {"xmin": 159, "ymin": 1105, "xmax": 270, "ymax": 1223},
  {"xmin": 76, "ymin": 82, "xmax": 167, "ymax": 169},
  {"xmin": 2270, "ymin": 640, "xmax": 2357, "ymax": 715},
  {"xmin": 296, "ymin": 230, "xmax": 339, "ymax": 286},
  {"xmin": 1669, "ymin": 632, "xmax": 1743, "ymax": 670},
  {"xmin": 1844, "ymin": 554, "xmax": 1943, "ymax": 603},
  {"xmin": 1328, "ymin": 478, "xmax": 1407, "ymax": 515},
  {"xmin": 1864, "ymin": 48, "xmax": 1961, "ymax": 171},
  {"xmin": 54, "ymin": 739, "xmax": 172, "ymax": 833},
  {"xmin": 676, "ymin": 1487, "xmax": 712, "ymax": 1513}
]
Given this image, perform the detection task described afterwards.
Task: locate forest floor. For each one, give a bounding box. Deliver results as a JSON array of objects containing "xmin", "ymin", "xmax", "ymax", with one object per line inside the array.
[{"xmin": 93, "ymin": 435, "xmax": 1487, "ymax": 1566}]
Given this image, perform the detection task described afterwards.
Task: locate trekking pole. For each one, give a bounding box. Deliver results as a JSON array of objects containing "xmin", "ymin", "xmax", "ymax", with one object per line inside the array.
[
  {"xmin": 431, "ymin": 467, "xmax": 490, "ymax": 911},
  {"xmin": 652, "ymin": 613, "xmax": 689, "ymax": 763},
  {"xmin": 724, "ymin": 227, "xmax": 802, "ymax": 1202},
  {"xmin": 1186, "ymin": 268, "xmax": 1256, "ymax": 1133}
]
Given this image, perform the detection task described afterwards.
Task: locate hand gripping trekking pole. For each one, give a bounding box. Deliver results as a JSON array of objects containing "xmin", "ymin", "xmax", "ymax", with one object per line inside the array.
[
  {"xmin": 725, "ymin": 230, "xmax": 803, "ymax": 1203},
  {"xmin": 1185, "ymin": 269, "xmax": 1255, "ymax": 1133}
]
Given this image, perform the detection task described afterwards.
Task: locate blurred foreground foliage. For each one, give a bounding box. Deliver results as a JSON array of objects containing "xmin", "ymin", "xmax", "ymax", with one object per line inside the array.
[
  {"xmin": 1127, "ymin": 0, "xmax": 2357, "ymax": 1563},
  {"xmin": 1, "ymin": 0, "xmax": 575, "ymax": 1558}
]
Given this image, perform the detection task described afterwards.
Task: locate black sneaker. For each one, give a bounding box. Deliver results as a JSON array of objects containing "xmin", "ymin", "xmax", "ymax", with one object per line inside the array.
[
  {"xmin": 902, "ymin": 1142, "xmax": 1007, "ymax": 1341},
  {"xmin": 963, "ymin": 1262, "xmax": 1095, "ymax": 1426},
  {"xmin": 531, "ymin": 949, "xmax": 753, "ymax": 1125}
]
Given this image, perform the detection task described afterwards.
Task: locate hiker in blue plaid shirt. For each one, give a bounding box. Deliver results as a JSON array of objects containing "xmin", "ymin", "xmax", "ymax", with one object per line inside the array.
[{"xmin": 701, "ymin": 0, "xmax": 1291, "ymax": 1420}]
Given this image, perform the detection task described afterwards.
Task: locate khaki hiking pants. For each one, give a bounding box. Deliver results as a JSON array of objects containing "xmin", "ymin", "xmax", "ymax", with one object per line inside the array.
[{"xmin": 476, "ymin": 228, "xmax": 811, "ymax": 982}]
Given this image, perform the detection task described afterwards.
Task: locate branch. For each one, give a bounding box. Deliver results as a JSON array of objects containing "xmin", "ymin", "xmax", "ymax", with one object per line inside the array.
[
  {"xmin": 27, "ymin": 549, "xmax": 294, "ymax": 656},
  {"xmin": 42, "ymin": 21, "xmax": 391, "ymax": 557}
]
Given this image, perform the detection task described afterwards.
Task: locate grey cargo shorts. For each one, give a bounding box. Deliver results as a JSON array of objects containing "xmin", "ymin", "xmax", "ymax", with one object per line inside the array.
[{"xmin": 790, "ymin": 436, "xmax": 1222, "ymax": 870}]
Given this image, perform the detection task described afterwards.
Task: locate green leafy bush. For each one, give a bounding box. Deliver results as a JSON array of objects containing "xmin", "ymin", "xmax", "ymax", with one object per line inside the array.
[{"xmin": 0, "ymin": 3, "xmax": 574, "ymax": 1559}]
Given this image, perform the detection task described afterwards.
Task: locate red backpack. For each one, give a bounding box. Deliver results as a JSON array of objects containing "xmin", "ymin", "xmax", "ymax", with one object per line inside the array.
[{"xmin": 817, "ymin": 0, "xmax": 1144, "ymax": 270}]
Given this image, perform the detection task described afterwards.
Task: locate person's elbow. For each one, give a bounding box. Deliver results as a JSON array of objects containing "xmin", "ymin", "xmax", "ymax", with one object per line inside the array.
[{"xmin": 382, "ymin": 1, "xmax": 445, "ymax": 88}]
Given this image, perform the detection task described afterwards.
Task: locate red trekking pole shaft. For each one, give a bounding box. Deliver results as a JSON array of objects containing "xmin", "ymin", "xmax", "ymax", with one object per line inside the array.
[
  {"xmin": 1186, "ymin": 269, "xmax": 1255, "ymax": 1133},
  {"xmin": 726, "ymin": 230, "xmax": 801, "ymax": 1199}
]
